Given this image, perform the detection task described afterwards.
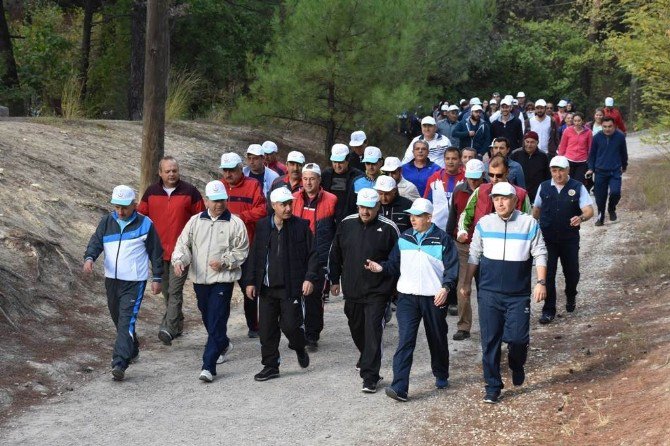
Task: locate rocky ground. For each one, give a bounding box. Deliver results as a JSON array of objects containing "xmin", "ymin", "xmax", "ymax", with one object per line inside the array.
[{"xmin": 0, "ymin": 120, "xmax": 667, "ymax": 445}]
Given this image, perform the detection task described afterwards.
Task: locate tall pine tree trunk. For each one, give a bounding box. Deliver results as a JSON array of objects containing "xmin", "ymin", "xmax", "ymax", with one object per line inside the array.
[
  {"xmin": 0, "ymin": 0, "xmax": 24, "ymax": 115},
  {"xmin": 79, "ymin": 0, "xmax": 95, "ymax": 101},
  {"xmin": 128, "ymin": 0, "xmax": 146, "ymax": 120},
  {"xmin": 325, "ymin": 82, "xmax": 336, "ymax": 157}
]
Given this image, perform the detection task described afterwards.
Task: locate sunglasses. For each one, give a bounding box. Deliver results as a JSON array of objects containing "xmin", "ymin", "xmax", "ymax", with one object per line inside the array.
[{"xmin": 488, "ymin": 173, "xmax": 505, "ymax": 179}]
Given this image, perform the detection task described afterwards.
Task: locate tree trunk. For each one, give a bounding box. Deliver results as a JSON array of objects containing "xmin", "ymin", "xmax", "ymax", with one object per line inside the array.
[
  {"xmin": 325, "ymin": 82, "xmax": 336, "ymax": 157},
  {"xmin": 79, "ymin": 0, "xmax": 95, "ymax": 101},
  {"xmin": 0, "ymin": 0, "xmax": 24, "ymax": 115},
  {"xmin": 140, "ymin": 0, "xmax": 169, "ymax": 195},
  {"xmin": 128, "ymin": 0, "xmax": 146, "ymax": 121}
]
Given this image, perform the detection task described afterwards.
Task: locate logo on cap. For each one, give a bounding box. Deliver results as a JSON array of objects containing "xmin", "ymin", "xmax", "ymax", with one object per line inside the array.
[
  {"xmin": 362, "ymin": 146, "xmax": 382, "ymax": 163},
  {"xmin": 356, "ymin": 188, "xmax": 379, "ymax": 207},
  {"xmin": 206, "ymin": 180, "xmax": 228, "ymax": 200}
]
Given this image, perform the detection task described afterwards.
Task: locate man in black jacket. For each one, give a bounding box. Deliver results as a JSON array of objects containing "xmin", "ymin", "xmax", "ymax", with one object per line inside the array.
[
  {"xmin": 322, "ymin": 143, "xmax": 363, "ymax": 225},
  {"xmin": 245, "ymin": 187, "xmax": 319, "ymax": 381},
  {"xmin": 374, "ymin": 175, "xmax": 412, "ymax": 233},
  {"xmin": 491, "ymin": 97, "xmax": 524, "ymax": 150},
  {"xmin": 328, "ymin": 188, "xmax": 400, "ymax": 393},
  {"xmin": 510, "ymin": 131, "xmax": 551, "ymax": 202}
]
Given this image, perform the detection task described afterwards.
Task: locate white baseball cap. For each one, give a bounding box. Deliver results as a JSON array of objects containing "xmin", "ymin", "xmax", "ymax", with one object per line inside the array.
[
  {"xmin": 349, "ymin": 130, "xmax": 367, "ymax": 147},
  {"xmin": 421, "ymin": 116, "xmax": 437, "ymax": 126},
  {"xmin": 512, "ymin": 99, "xmax": 519, "ymax": 105},
  {"xmin": 534, "ymin": 99, "xmax": 547, "ymax": 107},
  {"xmin": 447, "ymin": 104, "xmax": 460, "ymax": 112},
  {"xmin": 470, "ymin": 97, "xmax": 482, "ymax": 106},
  {"xmin": 262, "ymin": 141, "xmax": 278, "ymax": 154},
  {"xmin": 330, "ymin": 143, "xmax": 349, "ymax": 162},
  {"xmin": 557, "ymin": 99, "xmax": 568, "ymax": 107},
  {"xmin": 517, "ymin": 91, "xmax": 526, "ymax": 98},
  {"xmin": 489, "ymin": 138, "xmax": 497, "ymax": 148},
  {"xmin": 270, "ymin": 186, "xmax": 293, "ymax": 203},
  {"xmin": 380, "ymin": 156, "xmax": 402, "ymax": 172},
  {"xmin": 302, "ymin": 162, "xmax": 321, "ymax": 176},
  {"xmin": 406, "ymin": 198, "xmax": 433, "ymax": 216},
  {"xmin": 110, "ymin": 185, "xmax": 136, "ymax": 206},
  {"xmin": 471, "ymin": 104, "xmax": 483, "ymax": 112},
  {"xmin": 362, "ymin": 146, "xmax": 382, "ymax": 163},
  {"xmin": 246, "ymin": 144, "xmax": 264, "ymax": 156},
  {"xmin": 205, "ymin": 180, "xmax": 228, "ymax": 200},
  {"xmin": 440, "ymin": 104, "xmax": 449, "ymax": 111},
  {"xmin": 459, "ymin": 98, "xmax": 467, "ymax": 105},
  {"xmin": 491, "ymin": 182, "xmax": 516, "ymax": 197},
  {"xmin": 373, "ymin": 175, "xmax": 397, "ymax": 192},
  {"xmin": 286, "ymin": 151, "xmax": 305, "ymax": 164},
  {"xmin": 490, "ymin": 99, "xmax": 498, "ymax": 105},
  {"xmin": 465, "ymin": 159, "xmax": 485, "ymax": 179},
  {"xmin": 500, "ymin": 97, "xmax": 513, "ymax": 106},
  {"xmin": 220, "ymin": 152, "xmax": 243, "ymax": 169},
  {"xmin": 356, "ymin": 188, "xmax": 379, "ymax": 208},
  {"xmin": 549, "ymin": 155, "xmax": 570, "ymax": 169},
  {"xmin": 605, "ymin": 97, "xmax": 614, "ymax": 107}
]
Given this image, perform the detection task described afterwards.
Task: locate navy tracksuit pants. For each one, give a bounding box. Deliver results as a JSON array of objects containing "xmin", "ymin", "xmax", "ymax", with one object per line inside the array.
[
  {"xmin": 477, "ymin": 290, "xmax": 530, "ymax": 393},
  {"xmin": 105, "ymin": 278, "xmax": 145, "ymax": 370},
  {"xmin": 304, "ymin": 273, "xmax": 326, "ymax": 343},
  {"xmin": 594, "ymin": 169, "xmax": 622, "ymax": 218},
  {"xmin": 543, "ymin": 241, "xmax": 580, "ymax": 317},
  {"xmin": 391, "ymin": 293, "xmax": 449, "ymax": 394},
  {"xmin": 193, "ymin": 282, "xmax": 233, "ymax": 375}
]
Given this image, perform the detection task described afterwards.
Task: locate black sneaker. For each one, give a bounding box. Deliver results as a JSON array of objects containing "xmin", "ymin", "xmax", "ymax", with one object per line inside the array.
[
  {"xmin": 254, "ymin": 367, "xmax": 279, "ymax": 381},
  {"xmin": 362, "ymin": 377, "xmax": 383, "ymax": 393},
  {"xmin": 483, "ymin": 390, "xmax": 501, "ymax": 404},
  {"xmin": 609, "ymin": 210, "xmax": 617, "ymax": 221},
  {"xmin": 512, "ymin": 367, "xmax": 525, "ymax": 386},
  {"xmin": 539, "ymin": 314, "xmax": 554, "ymax": 324},
  {"xmin": 448, "ymin": 305, "xmax": 458, "ymax": 316},
  {"xmin": 566, "ymin": 300, "xmax": 576, "ymax": 313},
  {"xmin": 452, "ymin": 330, "xmax": 470, "ymax": 341},
  {"xmin": 248, "ymin": 330, "xmax": 259, "ymax": 339},
  {"xmin": 111, "ymin": 366, "xmax": 125, "ymax": 381},
  {"xmin": 594, "ymin": 219, "xmax": 604, "ymax": 227},
  {"xmin": 296, "ymin": 349, "xmax": 310, "ymax": 368},
  {"xmin": 385, "ymin": 386, "xmax": 408, "ymax": 402},
  {"xmin": 306, "ymin": 339, "xmax": 318, "ymax": 352},
  {"xmin": 158, "ymin": 329, "xmax": 173, "ymax": 346}
]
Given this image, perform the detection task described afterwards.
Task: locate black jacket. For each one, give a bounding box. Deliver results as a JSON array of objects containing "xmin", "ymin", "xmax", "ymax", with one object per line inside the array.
[
  {"xmin": 510, "ymin": 148, "xmax": 551, "ymax": 202},
  {"xmin": 380, "ymin": 194, "xmax": 413, "ymax": 234},
  {"xmin": 328, "ymin": 213, "xmax": 399, "ymax": 302},
  {"xmin": 491, "ymin": 116, "xmax": 524, "ymax": 150},
  {"xmin": 321, "ymin": 166, "xmax": 363, "ymax": 224},
  {"xmin": 245, "ymin": 215, "xmax": 319, "ymax": 300}
]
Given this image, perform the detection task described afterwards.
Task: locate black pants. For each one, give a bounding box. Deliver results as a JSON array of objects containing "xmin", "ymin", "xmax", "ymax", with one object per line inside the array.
[
  {"xmin": 543, "ymin": 240, "xmax": 580, "ymax": 317},
  {"xmin": 344, "ymin": 299, "xmax": 388, "ymax": 383},
  {"xmin": 105, "ymin": 278, "xmax": 145, "ymax": 370},
  {"xmin": 304, "ymin": 273, "xmax": 326, "ymax": 342},
  {"xmin": 238, "ymin": 261, "xmax": 258, "ymax": 332},
  {"xmin": 258, "ymin": 286, "xmax": 306, "ymax": 369}
]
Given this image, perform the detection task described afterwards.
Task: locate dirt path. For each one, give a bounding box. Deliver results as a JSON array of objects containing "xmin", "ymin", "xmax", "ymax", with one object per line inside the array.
[{"xmin": 0, "ymin": 132, "xmax": 662, "ymax": 445}]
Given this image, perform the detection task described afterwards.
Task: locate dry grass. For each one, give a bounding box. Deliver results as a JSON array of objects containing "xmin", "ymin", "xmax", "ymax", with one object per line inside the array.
[
  {"xmin": 60, "ymin": 74, "xmax": 83, "ymax": 119},
  {"xmin": 166, "ymin": 69, "xmax": 202, "ymax": 121}
]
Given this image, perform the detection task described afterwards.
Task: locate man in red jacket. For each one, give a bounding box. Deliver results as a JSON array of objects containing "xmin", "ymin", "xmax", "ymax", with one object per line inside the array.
[
  {"xmin": 220, "ymin": 152, "xmax": 268, "ymax": 338},
  {"xmin": 603, "ymin": 97, "xmax": 627, "ymax": 134},
  {"xmin": 137, "ymin": 156, "xmax": 205, "ymax": 345},
  {"xmin": 292, "ymin": 163, "xmax": 338, "ymax": 351}
]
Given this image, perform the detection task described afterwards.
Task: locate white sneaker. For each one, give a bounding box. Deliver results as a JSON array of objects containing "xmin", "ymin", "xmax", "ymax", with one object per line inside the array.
[
  {"xmin": 216, "ymin": 341, "xmax": 234, "ymax": 364},
  {"xmin": 199, "ymin": 369, "xmax": 213, "ymax": 383}
]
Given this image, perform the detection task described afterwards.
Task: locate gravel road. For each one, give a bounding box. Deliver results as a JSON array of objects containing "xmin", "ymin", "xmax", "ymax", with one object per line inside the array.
[{"xmin": 0, "ymin": 133, "xmax": 653, "ymax": 445}]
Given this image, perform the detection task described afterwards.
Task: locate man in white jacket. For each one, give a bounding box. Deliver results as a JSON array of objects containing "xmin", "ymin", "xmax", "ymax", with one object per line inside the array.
[{"xmin": 172, "ymin": 180, "xmax": 249, "ymax": 383}]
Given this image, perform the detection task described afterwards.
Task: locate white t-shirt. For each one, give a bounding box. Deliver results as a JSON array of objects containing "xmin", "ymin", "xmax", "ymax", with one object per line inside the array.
[
  {"xmin": 163, "ymin": 186, "xmax": 176, "ymax": 196},
  {"xmin": 529, "ymin": 116, "xmax": 552, "ymax": 153}
]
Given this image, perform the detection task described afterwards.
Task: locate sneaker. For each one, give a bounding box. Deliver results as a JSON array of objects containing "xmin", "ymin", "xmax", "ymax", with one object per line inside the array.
[
  {"xmin": 385, "ymin": 386, "xmax": 408, "ymax": 402},
  {"xmin": 158, "ymin": 329, "xmax": 173, "ymax": 346},
  {"xmin": 483, "ymin": 390, "xmax": 501, "ymax": 404},
  {"xmin": 566, "ymin": 299, "xmax": 576, "ymax": 313},
  {"xmin": 199, "ymin": 369, "xmax": 213, "ymax": 383},
  {"xmin": 362, "ymin": 377, "xmax": 383, "ymax": 393},
  {"xmin": 435, "ymin": 377, "xmax": 450, "ymax": 389},
  {"xmin": 448, "ymin": 305, "xmax": 458, "ymax": 316},
  {"xmin": 130, "ymin": 352, "xmax": 140, "ymax": 364},
  {"xmin": 111, "ymin": 366, "xmax": 125, "ymax": 382},
  {"xmin": 217, "ymin": 341, "xmax": 234, "ymax": 364},
  {"xmin": 355, "ymin": 360, "xmax": 361, "ymax": 372},
  {"xmin": 539, "ymin": 314, "xmax": 554, "ymax": 324},
  {"xmin": 247, "ymin": 330, "xmax": 259, "ymax": 339},
  {"xmin": 254, "ymin": 366, "xmax": 279, "ymax": 382},
  {"xmin": 609, "ymin": 210, "xmax": 617, "ymax": 221},
  {"xmin": 594, "ymin": 219, "xmax": 604, "ymax": 227},
  {"xmin": 306, "ymin": 339, "xmax": 318, "ymax": 352},
  {"xmin": 452, "ymin": 330, "xmax": 470, "ymax": 341},
  {"xmin": 296, "ymin": 349, "xmax": 310, "ymax": 368},
  {"xmin": 512, "ymin": 367, "xmax": 525, "ymax": 386}
]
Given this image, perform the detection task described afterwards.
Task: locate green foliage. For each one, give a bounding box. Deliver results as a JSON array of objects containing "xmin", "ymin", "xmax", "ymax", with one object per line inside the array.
[{"xmin": 166, "ymin": 69, "xmax": 203, "ymax": 121}]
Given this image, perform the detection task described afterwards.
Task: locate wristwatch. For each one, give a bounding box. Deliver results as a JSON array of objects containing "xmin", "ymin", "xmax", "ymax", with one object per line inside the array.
[{"xmin": 536, "ymin": 279, "xmax": 546, "ymax": 286}]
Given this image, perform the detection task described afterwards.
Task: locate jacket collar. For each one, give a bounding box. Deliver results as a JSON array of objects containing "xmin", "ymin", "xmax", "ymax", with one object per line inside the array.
[{"xmin": 199, "ymin": 209, "xmax": 231, "ymax": 221}]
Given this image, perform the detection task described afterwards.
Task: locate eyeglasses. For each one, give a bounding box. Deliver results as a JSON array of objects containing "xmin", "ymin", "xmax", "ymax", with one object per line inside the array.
[{"xmin": 488, "ymin": 173, "xmax": 505, "ymax": 179}]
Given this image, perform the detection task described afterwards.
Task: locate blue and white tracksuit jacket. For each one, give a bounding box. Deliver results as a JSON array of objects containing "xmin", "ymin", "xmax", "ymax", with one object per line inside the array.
[
  {"xmin": 383, "ymin": 224, "xmax": 459, "ymax": 296},
  {"xmin": 84, "ymin": 211, "xmax": 163, "ymax": 281},
  {"xmin": 468, "ymin": 210, "xmax": 547, "ymax": 296}
]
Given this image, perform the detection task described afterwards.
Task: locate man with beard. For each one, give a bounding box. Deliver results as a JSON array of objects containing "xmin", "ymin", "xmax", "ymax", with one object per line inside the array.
[
  {"xmin": 529, "ymin": 99, "xmax": 559, "ymax": 157},
  {"xmin": 453, "ymin": 105, "xmax": 491, "ymax": 157},
  {"xmin": 491, "ymin": 97, "xmax": 524, "ymax": 150},
  {"xmin": 510, "ymin": 131, "xmax": 551, "ymax": 202},
  {"xmin": 321, "ymin": 143, "xmax": 363, "ymax": 224},
  {"xmin": 401, "ymin": 116, "xmax": 452, "ymax": 167}
]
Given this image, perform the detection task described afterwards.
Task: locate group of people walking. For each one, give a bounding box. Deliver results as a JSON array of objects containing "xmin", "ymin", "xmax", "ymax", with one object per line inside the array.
[{"xmin": 83, "ymin": 93, "xmax": 628, "ymax": 404}]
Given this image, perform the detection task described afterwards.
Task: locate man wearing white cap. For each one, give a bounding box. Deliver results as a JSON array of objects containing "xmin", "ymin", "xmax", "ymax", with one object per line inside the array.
[
  {"xmin": 380, "ymin": 157, "xmax": 420, "ymax": 202},
  {"xmin": 554, "ymin": 99, "xmax": 568, "ymax": 127},
  {"xmin": 401, "ymin": 116, "xmax": 451, "ymax": 168},
  {"xmin": 491, "ymin": 96, "xmax": 524, "ymax": 150},
  {"xmin": 353, "ymin": 146, "xmax": 384, "ymax": 192},
  {"xmin": 172, "ymin": 181, "xmax": 249, "ymax": 382},
  {"xmin": 137, "ymin": 156, "xmax": 205, "ymax": 346},
  {"xmin": 328, "ymin": 188, "xmax": 400, "ymax": 393},
  {"xmin": 453, "ymin": 105, "xmax": 491, "ymax": 157},
  {"xmin": 220, "ymin": 152, "xmax": 268, "ymax": 337},
  {"xmin": 262, "ymin": 141, "xmax": 287, "ymax": 176},
  {"xmin": 602, "ymin": 97, "xmax": 627, "ymax": 134},
  {"xmin": 243, "ymin": 144, "xmax": 279, "ymax": 195},
  {"xmin": 322, "ymin": 143, "xmax": 363, "ymax": 224},
  {"xmin": 271, "ymin": 150, "xmax": 305, "ymax": 193},
  {"xmin": 529, "ymin": 99, "xmax": 559, "ymax": 155},
  {"xmin": 446, "ymin": 159, "xmax": 487, "ymax": 341},
  {"xmin": 437, "ymin": 105, "xmax": 461, "ymax": 147},
  {"xmin": 291, "ymin": 163, "xmax": 338, "ymax": 350},
  {"xmin": 461, "ymin": 182, "xmax": 547, "ymax": 404},
  {"xmin": 365, "ymin": 198, "xmax": 459, "ymax": 402},
  {"xmin": 374, "ymin": 175, "xmax": 413, "ymax": 233},
  {"xmin": 347, "ymin": 130, "xmax": 368, "ymax": 172},
  {"xmin": 83, "ymin": 185, "xmax": 164, "ymax": 381},
  {"xmin": 245, "ymin": 187, "xmax": 319, "ymax": 381},
  {"xmin": 532, "ymin": 156, "xmax": 593, "ymax": 324},
  {"xmin": 516, "ymin": 92, "xmax": 527, "ymax": 114}
]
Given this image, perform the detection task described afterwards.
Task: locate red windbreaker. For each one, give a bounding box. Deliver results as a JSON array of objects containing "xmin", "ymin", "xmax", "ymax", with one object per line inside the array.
[{"xmin": 222, "ymin": 176, "xmax": 267, "ymax": 243}]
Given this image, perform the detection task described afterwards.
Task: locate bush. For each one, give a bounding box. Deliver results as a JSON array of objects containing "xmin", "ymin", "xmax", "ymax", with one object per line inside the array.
[{"xmin": 166, "ymin": 69, "xmax": 203, "ymax": 121}]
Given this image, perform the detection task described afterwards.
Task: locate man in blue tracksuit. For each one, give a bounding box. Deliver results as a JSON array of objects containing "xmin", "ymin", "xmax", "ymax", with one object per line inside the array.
[
  {"xmin": 461, "ymin": 182, "xmax": 547, "ymax": 403},
  {"xmin": 84, "ymin": 185, "xmax": 163, "ymax": 381},
  {"xmin": 586, "ymin": 116, "xmax": 628, "ymax": 226},
  {"xmin": 365, "ymin": 198, "xmax": 458, "ymax": 402}
]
